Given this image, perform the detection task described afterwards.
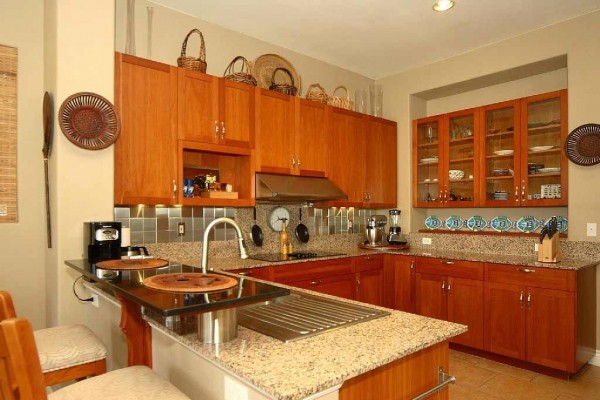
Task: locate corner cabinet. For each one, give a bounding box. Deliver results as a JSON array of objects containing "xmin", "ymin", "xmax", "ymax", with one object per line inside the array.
[
  {"xmin": 413, "ymin": 89, "xmax": 568, "ymax": 208},
  {"xmin": 114, "ymin": 53, "xmax": 178, "ymax": 205}
]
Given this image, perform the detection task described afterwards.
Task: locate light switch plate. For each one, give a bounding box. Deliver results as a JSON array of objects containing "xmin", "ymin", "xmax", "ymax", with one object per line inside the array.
[
  {"xmin": 587, "ymin": 222, "xmax": 597, "ymax": 237},
  {"xmin": 422, "ymin": 237, "xmax": 432, "ymax": 245}
]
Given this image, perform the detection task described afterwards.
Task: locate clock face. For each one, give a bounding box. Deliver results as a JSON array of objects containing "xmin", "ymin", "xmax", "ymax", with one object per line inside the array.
[{"xmin": 268, "ymin": 206, "xmax": 290, "ymax": 231}]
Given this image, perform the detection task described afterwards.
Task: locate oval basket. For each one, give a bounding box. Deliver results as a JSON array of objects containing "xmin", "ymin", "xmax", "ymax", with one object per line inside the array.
[
  {"xmin": 223, "ymin": 56, "xmax": 257, "ymax": 86},
  {"xmin": 58, "ymin": 92, "xmax": 121, "ymax": 150},
  {"xmin": 269, "ymin": 67, "xmax": 297, "ymax": 96},
  {"xmin": 305, "ymin": 83, "xmax": 328, "ymax": 104},
  {"xmin": 328, "ymin": 86, "xmax": 354, "ymax": 110},
  {"xmin": 177, "ymin": 29, "xmax": 207, "ymax": 72},
  {"xmin": 565, "ymin": 123, "xmax": 600, "ymax": 166}
]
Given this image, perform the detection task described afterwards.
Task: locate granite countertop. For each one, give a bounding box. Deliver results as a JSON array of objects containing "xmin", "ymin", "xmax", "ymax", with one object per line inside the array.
[
  {"xmin": 174, "ymin": 246, "xmax": 598, "ymax": 272},
  {"xmin": 147, "ymin": 294, "xmax": 466, "ymax": 400}
]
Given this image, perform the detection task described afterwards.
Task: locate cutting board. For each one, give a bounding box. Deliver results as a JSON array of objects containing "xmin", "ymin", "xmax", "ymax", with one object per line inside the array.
[
  {"xmin": 143, "ymin": 273, "xmax": 238, "ymax": 293},
  {"xmin": 96, "ymin": 258, "xmax": 169, "ymax": 270}
]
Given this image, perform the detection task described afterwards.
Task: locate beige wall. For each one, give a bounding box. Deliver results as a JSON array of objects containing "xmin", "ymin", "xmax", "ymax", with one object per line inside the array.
[
  {"xmin": 379, "ymin": 11, "xmax": 600, "ymax": 242},
  {"xmin": 114, "ymin": 0, "xmax": 373, "ymax": 99},
  {"xmin": 0, "ymin": 0, "xmax": 46, "ymax": 329}
]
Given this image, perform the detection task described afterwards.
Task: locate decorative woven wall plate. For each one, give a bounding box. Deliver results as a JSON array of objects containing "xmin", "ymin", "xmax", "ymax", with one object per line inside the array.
[
  {"xmin": 565, "ymin": 123, "xmax": 600, "ymax": 166},
  {"xmin": 252, "ymin": 53, "xmax": 302, "ymax": 96},
  {"xmin": 59, "ymin": 92, "xmax": 121, "ymax": 150}
]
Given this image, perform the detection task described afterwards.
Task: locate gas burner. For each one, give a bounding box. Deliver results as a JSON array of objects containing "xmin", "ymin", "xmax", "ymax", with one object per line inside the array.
[
  {"xmin": 288, "ymin": 252, "xmax": 317, "ymax": 259},
  {"xmin": 249, "ymin": 251, "xmax": 346, "ymax": 263}
]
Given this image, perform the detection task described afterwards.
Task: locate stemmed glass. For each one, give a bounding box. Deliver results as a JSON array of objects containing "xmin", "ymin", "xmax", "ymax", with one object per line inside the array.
[{"xmin": 427, "ymin": 126, "xmax": 433, "ymax": 143}]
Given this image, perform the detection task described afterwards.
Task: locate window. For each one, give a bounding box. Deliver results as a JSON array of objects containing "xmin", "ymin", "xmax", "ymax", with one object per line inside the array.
[{"xmin": 0, "ymin": 45, "xmax": 17, "ymax": 222}]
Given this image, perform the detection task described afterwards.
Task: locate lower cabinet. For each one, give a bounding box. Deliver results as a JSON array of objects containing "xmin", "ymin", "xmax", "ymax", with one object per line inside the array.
[
  {"xmin": 290, "ymin": 273, "xmax": 357, "ymax": 299},
  {"xmin": 415, "ymin": 257, "xmax": 484, "ymax": 350},
  {"xmin": 484, "ymin": 263, "xmax": 577, "ymax": 372},
  {"xmin": 387, "ymin": 255, "xmax": 415, "ymax": 313},
  {"xmin": 355, "ymin": 255, "xmax": 384, "ymax": 306}
]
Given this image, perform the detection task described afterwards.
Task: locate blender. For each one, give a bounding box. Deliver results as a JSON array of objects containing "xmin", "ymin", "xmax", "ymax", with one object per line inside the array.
[{"xmin": 386, "ymin": 209, "xmax": 406, "ymax": 245}]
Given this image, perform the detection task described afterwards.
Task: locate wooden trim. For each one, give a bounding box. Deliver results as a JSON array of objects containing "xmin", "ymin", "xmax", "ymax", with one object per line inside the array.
[
  {"xmin": 43, "ymin": 359, "xmax": 106, "ymax": 386},
  {"xmin": 416, "ymin": 229, "xmax": 568, "ymax": 239},
  {"xmin": 115, "ymin": 294, "xmax": 152, "ymax": 367}
]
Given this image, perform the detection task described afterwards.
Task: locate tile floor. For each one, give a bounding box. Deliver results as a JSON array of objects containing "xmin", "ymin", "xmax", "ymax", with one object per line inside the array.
[{"xmin": 449, "ymin": 350, "xmax": 600, "ymax": 399}]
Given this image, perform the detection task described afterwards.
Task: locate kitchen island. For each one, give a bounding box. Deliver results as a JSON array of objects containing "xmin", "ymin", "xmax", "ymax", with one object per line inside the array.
[{"xmin": 66, "ymin": 259, "xmax": 465, "ymax": 400}]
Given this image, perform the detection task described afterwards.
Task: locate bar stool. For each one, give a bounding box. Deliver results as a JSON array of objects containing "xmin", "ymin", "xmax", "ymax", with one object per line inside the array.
[
  {"xmin": 0, "ymin": 318, "xmax": 191, "ymax": 400},
  {"xmin": 0, "ymin": 291, "xmax": 107, "ymax": 385}
]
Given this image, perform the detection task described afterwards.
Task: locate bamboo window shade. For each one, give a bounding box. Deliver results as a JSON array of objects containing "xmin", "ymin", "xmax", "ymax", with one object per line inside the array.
[{"xmin": 0, "ymin": 45, "xmax": 17, "ymax": 222}]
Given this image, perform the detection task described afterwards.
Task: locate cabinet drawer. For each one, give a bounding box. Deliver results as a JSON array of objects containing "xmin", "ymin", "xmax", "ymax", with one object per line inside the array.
[
  {"xmin": 273, "ymin": 258, "xmax": 354, "ymax": 284},
  {"xmin": 355, "ymin": 254, "xmax": 383, "ymax": 272},
  {"xmin": 416, "ymin": 257, "xmax": 483, "ymax": 280},
  {"xmin": 485, "ymin": 263, "xmax": 575, "ymax": 291},
  {"xmin": 229, "ymin": 266, "xmax": 273, "ymax": 281}
]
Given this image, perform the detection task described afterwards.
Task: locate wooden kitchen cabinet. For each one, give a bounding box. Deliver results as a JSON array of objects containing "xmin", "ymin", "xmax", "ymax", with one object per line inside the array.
[
  {"xmin": 415, "ymin": 257, "xmax": 484, "ymax": 349},
  {"xmin": 114, "ymin": 53, "xmax": 178, "ymax": 205},
  {"xmin": 178, "ymin": 69, "xmax": 255, "ymax": 148},
  {"xmin": 228, "ymin": 266, "xmax": 274, "ymax": 281},
  {"xmin": 355, "ymin": 255, "xmax": 384, "ymax": 307},
  {"xmin": 365, "ymin": 117, "xmax": 397, "ymax": 208},
  {"xmin": 484, "ymin": 263, "xmax": 577, "ymax": 371},
  {"xmin": 389, "ymin": 255, "xmax": 416, "ymax": 313},
  {"xmin": 291, "ymin": 273, "xmax": 357, "ymax": 299}
]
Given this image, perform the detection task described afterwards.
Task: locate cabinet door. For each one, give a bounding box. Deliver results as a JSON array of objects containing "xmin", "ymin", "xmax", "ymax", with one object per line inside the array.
[
  {"xmin": 291, "ymin": 273, "xmax": 356, "ymax": 300},
  {"xmin": 255, "ymin": 89, "xmax": 295, "ymax": 174},
  {"xmin": 366, "ymin": 117, "xmax": 397, "ymax": 208},
  {"xmin": 416, "ymin": 273, "xmax": 447, "ymax": 321},
  {"xmin": 328, "ymin": 108, "xmax": 366, "ymax": 205},
  {"xmin": 393, "ymin": 256, "xmax": 415, "ymax": 313},
  {"xmin": 219, "ymin": 79, "xmax": 255, "ymax": 148},
  {"xmin": 520, "ymin": 89, "xmax": 568, "ymax": 206},
  {"xmin": 357, "ymin": 268, "xmax": 384, "ymax": 307},
  {"xmin": 484, "ymin": 281, "xmax": 526, "ymax": 360},
  {"xmin": 444, "ymin": 108, "xmax": 479, "ymax": 207},
  {"xmin": 177, "ymin": 69, "xmax": 219, "ymax": 143},
  {"xmin": 447, "ymin": 277, "xmax": 484, "ymax": 349},
  {"xmin": 526, "ymin": 287, "xmax": 575, "ymax": 371},
  {"xmin": 480, "ymin": 100, "xmax": 521, "ymax": 207},
  {"xmin": 413, "ymin": 116, "xmax": 444, "ymax": 207},
  {"xmin": 114, "ymin": 53, "xmax": 178, "ymax": 205},
  {"xmin": 295, "ymin": 99, "xmax": 329, "ymax": 177}
]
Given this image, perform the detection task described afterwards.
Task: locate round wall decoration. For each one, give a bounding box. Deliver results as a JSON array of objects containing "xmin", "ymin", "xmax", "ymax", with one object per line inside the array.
[
  {"xmin": 58, "ymin": 92, "xmax": 121, "ymax": 150},
  {"xmin": 565, "ymin": 123, "xmax": 600, "ymax": 166}
]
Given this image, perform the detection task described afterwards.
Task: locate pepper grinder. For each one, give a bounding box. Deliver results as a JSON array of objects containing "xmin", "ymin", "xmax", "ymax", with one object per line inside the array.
[{"xmin": 280, "ymin": 220, "xmax": 289, "ymax": 255}]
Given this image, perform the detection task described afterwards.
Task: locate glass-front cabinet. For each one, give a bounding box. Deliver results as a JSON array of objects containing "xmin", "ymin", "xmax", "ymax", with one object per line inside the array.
[
  {"xmin": 413, "ymin": 116, "xmax": 443, "ymax": 207},
  {"xmin": 520, "ymin": 90, "xmax": 568, "ymax": 207}
]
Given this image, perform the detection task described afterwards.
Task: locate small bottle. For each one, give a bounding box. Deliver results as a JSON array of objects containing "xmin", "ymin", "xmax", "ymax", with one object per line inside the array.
[
  {"xmin": 280, "ymin": 222, "xmax": 288, "ymax": 255},
  {"xmin": 287, "ymin": 242, "xmax": 293, "ymax": 254}
]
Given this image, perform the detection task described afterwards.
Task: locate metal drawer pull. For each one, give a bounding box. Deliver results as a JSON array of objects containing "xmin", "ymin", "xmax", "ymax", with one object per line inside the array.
[
  {"xmin": 412, "ymin": 366, "xmax": 456, "ymax": 400},
  {"xmin": 221, "ymin": 121, "xmax": 226, "ymax": 139},
  {"xmin": 527, "ymin": 292, "xmax": 532, "ymax": 309},
  {"xmin": 441, "ymin": 282, "xmax": 446, "ymax": 290},
  {"xmin": 237, "ymin": 271, "xmax": 252, "ymax": 276},
  {"xmin": 441, "ymin": 260, "xmax": 455, "ymax": 265},
  {"xmin": 447, "ymin": 282, "xmax": 452, "ymax": 293},
  {"xmin": 518, "ymin": 268, "xmax": 535, "ymax": 273},
  {"xmin": 214, "ymin": 120, "xmax": 219, "ymax": 137},
  {"xmin": 519, "ymin": 291, "xmax": 524, "ymax": 308},
  {"xmin": 310, "ymin": 280, "xmax": 321, "ymax": 286}
]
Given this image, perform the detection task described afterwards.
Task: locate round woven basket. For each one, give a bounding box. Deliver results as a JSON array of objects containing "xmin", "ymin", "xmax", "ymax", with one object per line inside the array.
[
  {"xmin": 177, "ymin": 29, "xmax": 207, "ymax": 72},
  {"xmin": 269, "ymin": 67, "xmax": 297, "ymax": 96},
  {"xmin": 305, "ymin": 83, "xmax": 328, "ymax": 104},
  {"xmin": 223, "ymin": 56, "xmax": 257, "ymax": 86},
  {"xmin": 328, "ymin": 86, "xmax": 354, "ymax": 110}
]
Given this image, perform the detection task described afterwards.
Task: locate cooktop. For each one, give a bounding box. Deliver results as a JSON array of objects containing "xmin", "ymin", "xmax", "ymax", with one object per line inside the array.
[{"xmin": 248, "ymin": 251, "xmax": 347, "ymax": 263}]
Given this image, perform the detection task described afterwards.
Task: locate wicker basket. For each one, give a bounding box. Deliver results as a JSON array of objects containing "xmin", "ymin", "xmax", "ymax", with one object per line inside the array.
[
  {"xmin": 177, "ymin": 29, "xmax": 207, "ymax": 72},
  {"xmin": 223, "ymin": 56, "xmax": 257, "ymax": 86},
  {"xmin": 305, "ymin": 83, "xmax": 328, "ymax": 104},
  {"xmin": 328, "ymin": 86, "xmax": 353, "ymax": 110},
  {"xmin": 269, "ymin": 67, "xmax": 297, "ymax": 96}
]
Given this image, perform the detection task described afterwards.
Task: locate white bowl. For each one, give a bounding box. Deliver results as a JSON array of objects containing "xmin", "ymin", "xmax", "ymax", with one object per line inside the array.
[{"xmin": 449, "ymin": 169, "xmax": 465, "ymax": 180}]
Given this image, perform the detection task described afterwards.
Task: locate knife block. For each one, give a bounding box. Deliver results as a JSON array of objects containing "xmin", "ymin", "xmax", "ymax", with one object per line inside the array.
[{"xmin": 537, "ymin": 234, "xmax": 561, "ymax": 263}]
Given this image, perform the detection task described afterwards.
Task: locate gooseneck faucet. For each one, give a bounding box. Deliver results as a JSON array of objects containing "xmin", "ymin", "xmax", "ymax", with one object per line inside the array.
[{"xmin": 201, "ymin": 217, "xmax": 248, "ymax": 274}]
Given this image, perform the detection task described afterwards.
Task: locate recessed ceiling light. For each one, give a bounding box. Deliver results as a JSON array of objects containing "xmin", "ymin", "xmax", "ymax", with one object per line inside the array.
[{"xmin": 432, "ymin": 0, "xmax": 455, "ymax": 11}]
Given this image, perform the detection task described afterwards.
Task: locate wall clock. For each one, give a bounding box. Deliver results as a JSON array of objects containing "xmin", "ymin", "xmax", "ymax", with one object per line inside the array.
[{"xmin": 268, "ymin": 206, "xmax": 290, "ymax": 231}]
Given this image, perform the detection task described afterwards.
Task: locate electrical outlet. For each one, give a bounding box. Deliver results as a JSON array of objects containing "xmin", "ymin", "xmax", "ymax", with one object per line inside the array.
[
  {"xmin": 178, "ymin": 222, "xmax": 185, "ymax": 236},
  {"xmin": 91, "ymin": 293, "xmax": 99, "ymax": 308},
  {"xmin": 587, "ymin": 223, "xmax": 597, "ymax": 237},
  {"xmin": 534, "ymin": 243, "xmax": 539, "ymax": 252},
  {"xmin": 422, "ymin": 237, "xmax": 432, "ymax": 245}
]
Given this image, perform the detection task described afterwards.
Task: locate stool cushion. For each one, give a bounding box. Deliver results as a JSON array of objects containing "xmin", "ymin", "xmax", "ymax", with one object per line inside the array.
[
  {"xmin": 48, "ymin": 366, "xmax": 190, "ymax": 400},
  {"xmin": 34, "ymin": 324, "xmax": 107, "ymax": 372}
]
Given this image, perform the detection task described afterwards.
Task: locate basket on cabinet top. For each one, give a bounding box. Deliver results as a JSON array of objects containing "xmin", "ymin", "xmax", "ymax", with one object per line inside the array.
[
  {"xmin": 269, "ymin": 67, "xmax": 298, "ymax": 96},
  {"xmin": 328, "ymin": 86, "xmax": 353, "ymax": 110},
  {"xmin": 305, "ymin": 83, "xmax": 328, "ymax": 104},
  {"xmin": 223, "ymin": 56, "xmax": 257, "ymax": 86},
  {"xmin": 177, "ymin": 29, "xmax": 207, "ymax": 73}
]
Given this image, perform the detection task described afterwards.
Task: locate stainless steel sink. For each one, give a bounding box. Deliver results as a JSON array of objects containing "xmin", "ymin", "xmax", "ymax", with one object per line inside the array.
[{"xmin": 238, "ymin": 293, "xmax": 389, "ymax": 342}]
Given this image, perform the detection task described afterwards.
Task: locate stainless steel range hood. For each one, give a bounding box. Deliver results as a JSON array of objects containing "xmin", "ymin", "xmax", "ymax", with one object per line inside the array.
[{"xmin": 255, "ymin": 173, "xmax": 348, "ymax": 202}]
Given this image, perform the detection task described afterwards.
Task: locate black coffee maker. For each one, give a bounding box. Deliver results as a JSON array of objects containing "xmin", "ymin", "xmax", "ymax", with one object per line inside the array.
[{"xmin": 84, "ymin": 222, "xmax": 121, "ymax": 263}]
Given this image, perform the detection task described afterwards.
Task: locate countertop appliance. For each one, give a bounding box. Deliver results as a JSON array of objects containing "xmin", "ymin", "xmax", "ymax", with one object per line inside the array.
[
  {"xmin": 386, "ymin": 209, "xmax": 406, "ymax": 245},
  {"xmin": 84, "ymin": 221, "xmax": 121, "ymax": 263},
  {"xmin": 365, "ymin": 215, "xmax": 387, "ymax": 246},
  {"xmin": 248, "ymin": 251, "xmax": 347, "ymax": 263}
]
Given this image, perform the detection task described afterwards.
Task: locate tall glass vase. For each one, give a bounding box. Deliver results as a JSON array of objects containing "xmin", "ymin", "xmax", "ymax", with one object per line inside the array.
[
  {"xmin": 369, "ymin": 84, "xmax": 383, "ymax": 117},
  {"xmin": 125, "ymin": 0, "xmax": 136, "ymax": 55}
]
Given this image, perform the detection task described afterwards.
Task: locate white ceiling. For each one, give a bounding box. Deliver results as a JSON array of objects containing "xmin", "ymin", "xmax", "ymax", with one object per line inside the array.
[{"xmin": 150, "ymin": 0, "xmax": 600, "ymax": 79}]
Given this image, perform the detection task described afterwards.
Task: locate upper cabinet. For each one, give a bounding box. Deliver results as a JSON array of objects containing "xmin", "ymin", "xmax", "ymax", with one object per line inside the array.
[
  {"xmin": 114, "ymin": 53, "xmax": 178, "ymax": 205},
  {"xmin": 178, "ymin": 69, "xmax": 254, "ymax": 148},
  {"xmin": 255, "ymin": 90, "xmax": 328, "ymax": 177},
  {"xmin": 365, "ymin": 116, "xmax": 397, "ymax": 208},
  {"xmin": 413, "ymin": 89, "xmax": 568, "ymax": 208}
]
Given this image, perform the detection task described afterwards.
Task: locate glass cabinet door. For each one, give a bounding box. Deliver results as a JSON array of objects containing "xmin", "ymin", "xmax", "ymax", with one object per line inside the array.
[
  {"xmin": 413, "ymin": 116, "xmax": 443, "ymax": 207},
  {"xmin": 520, "ymin": 90, "xmax": 568, "ymax": 206},
  {"xmin": 481, "ymin": 101, "xmax": 520, "ymax": 207},
  {"xmin": 445, "ymin": 109, "xmax": 478, "ymax": 207}
]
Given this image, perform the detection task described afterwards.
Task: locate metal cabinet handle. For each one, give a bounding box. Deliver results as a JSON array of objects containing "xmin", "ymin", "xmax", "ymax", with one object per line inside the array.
[
  {"xmin": 221, "ymin": 121, "xmax": 225, "ymax": 139},
  {"xmin": 517, "ymin": 268, "xmax": 535, "ymax": 273},
  {"xmin": 411, "ymin": 366, "xmax": 456, "ymax": 400},
  {"xmin": 237, "ymin": 271, "xmax": 252, "ymax": 276},
  {"xmin": 172, "ymin": 179, "xmax": 177, "ymax": 197},
  {"xmin": 519, "ymin": 291, "xmax": 524, "ymax": 308},
  {"xmin": 447, "ymin": 282, "xmax": 452, "ymax": 293},
  {"xmin": 521, "ymin": 185, "xmax": 526, "ymax": 202},
  {"xmin": 297, "ymin": 156, "xmax": 301, "ymax": 169},
  {"xmin": 310, "ymin": 280, "xmax": 321, "ymax": 286},
  {"xmin": 357, "ymin": 278, "xmax": 361, "ymax": 286},
  {"xmin": 441, "ymin": 260, "xmax": 454, "ymax": 265},
  {"xmin": 527, "ymin": 292, "xmax": 532, "ymax": 309},
  {"xmin": 291, "ymin": 156, "xmax": 296, "ymax": 169},
  {"xmin": 515, "ymin": 186, "xmax": 519, "ymax": 203},
  {"xmin": 410, "ymin": 261, "xmax": 415, "ymax": 270},
  {"xmin": 214, "ymin": 120, "xmax": 219, "ymax": 137},
  {"xmin": 441, "ymin": 282, "xmax": 446, "ymax": 291}
]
